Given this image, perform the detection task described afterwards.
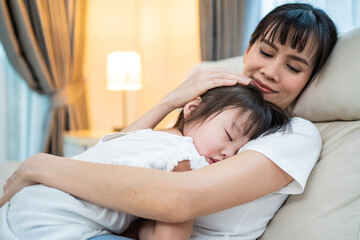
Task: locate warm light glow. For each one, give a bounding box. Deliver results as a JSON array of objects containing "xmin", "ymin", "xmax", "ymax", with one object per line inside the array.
[{"xmin": 106, "ymin": 51, "xmax": 142, "ymax": 91}]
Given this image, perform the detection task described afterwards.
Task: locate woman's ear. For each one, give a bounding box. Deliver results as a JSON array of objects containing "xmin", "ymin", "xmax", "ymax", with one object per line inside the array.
[{"xmin": 183, "ymin": 97, "xmax": 202, "ymax": 119}]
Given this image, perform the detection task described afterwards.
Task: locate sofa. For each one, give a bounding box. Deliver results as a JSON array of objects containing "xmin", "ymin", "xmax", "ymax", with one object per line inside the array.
[{"xmin": 1, "ymin": 26, "xmax": 359, "ymax": 240}]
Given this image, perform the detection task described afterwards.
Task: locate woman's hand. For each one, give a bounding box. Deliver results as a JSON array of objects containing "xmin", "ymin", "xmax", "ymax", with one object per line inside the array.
[
  {"xmin": 161, "ymin": 65, "xmax": 251, "ymax": 109},
  {"xmin": 0, "ymin": 154, "xmax": 40, "ymax": 207},
  {"xmin": 123, "ymin": 65, "xmax": 251, "ymax": 132}
]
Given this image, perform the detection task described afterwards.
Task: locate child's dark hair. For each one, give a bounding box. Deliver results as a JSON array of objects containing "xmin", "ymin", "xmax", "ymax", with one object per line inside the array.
[
  {"xmin": 249, "ymin": 3, "xmax": 337, "ymax": 86},
  {"xmin": 174, "ymin": 84, "xmax": 291, "ymax": 140}
]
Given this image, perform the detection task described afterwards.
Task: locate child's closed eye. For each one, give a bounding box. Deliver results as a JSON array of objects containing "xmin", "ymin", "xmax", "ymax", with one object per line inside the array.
[{"xmin": 225, "ymin": 130, "xmax": 233, "ymax": 141}]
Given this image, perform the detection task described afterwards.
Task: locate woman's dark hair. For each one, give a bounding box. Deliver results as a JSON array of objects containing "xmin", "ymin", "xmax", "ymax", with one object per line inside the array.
[
  {"xmin": 249, "ymin": 3, "xmax": 337, "ymax": 85},
  {"xmin": 174, "ymin": 84, "xmax": 291, "ymax": 140}
]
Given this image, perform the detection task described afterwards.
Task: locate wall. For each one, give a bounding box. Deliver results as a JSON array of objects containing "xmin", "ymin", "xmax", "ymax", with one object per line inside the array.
[{"xmin": 84, "ymin": 0, "xmax": 201, "ymax": 130}]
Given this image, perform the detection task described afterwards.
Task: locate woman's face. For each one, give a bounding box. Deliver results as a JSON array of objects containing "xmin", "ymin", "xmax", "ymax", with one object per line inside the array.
[{"xmin": 243, "ymin": 37, "xmax": 315, "ymax": 108}]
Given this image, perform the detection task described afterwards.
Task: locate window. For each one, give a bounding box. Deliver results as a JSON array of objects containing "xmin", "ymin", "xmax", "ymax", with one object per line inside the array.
[{"xmin": 0, "ymin": 43, "xmax": 49, "ymax": 162}]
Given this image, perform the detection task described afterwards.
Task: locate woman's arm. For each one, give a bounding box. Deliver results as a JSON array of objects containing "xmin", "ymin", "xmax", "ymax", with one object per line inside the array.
[
  {"xmin": 0, "ymin": 151, "xmax": 292, "ymax": 222},
  {"xmin": 122, "ymin": 66, "xmax": 251, "ymax": 132}
]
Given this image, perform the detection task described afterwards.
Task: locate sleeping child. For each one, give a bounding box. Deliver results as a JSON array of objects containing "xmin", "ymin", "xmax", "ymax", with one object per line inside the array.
[{"xmin": 0, "ymin": 84, "xmax": 290, "ymax": 240}]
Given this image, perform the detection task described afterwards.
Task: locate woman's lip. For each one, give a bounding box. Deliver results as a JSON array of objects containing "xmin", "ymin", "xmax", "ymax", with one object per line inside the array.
[{"xmin": 252, "ymin": 79, "xmax": 277, "ymax": 93}]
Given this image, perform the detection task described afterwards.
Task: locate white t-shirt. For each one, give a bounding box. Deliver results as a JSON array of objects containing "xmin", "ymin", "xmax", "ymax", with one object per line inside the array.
[
  {"xmin": 0, "ymin": 129, "xmax": 208, "ymax": 240},
  {"xmin": 190, "ymin": 117, "xmax": 322, "ymax": 240}
]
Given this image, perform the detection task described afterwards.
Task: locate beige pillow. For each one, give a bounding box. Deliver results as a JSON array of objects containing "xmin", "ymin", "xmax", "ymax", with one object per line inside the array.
[
  {"xmin": 293, "ymin": 27, "xmax": 360, "ymax": 121},
  {"xmin": 259, "ymin": 121, "xmax": 360, "ymax": 240}
]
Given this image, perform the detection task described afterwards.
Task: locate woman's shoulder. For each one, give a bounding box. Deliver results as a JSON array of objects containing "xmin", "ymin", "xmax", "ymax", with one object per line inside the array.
[
  {"xmin": 290, "ymin": 117, "xmax": 319, "ymax": 131},
  {"xmin": 241, "ymin": 116, "xmax": 321, "ymax": 146},
  {"xmin": 243, "ymin": 116, "xmax": 321, "ymax": 151},
  {"xmin": 289, "ymin": 116, "xmax": 321, "ymax": 143},
  {"xmin": 254, "ymin": 117, "xmax": 321, "ymax": 145}
]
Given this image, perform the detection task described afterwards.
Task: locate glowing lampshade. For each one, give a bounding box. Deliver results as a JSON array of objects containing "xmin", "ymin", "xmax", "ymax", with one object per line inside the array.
[{"xmin": 106, "ymin": 51, "xmax": 142, "ymax": 91}]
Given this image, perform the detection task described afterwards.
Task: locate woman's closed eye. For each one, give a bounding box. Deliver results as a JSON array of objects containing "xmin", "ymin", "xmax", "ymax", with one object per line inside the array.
[
  {"xmin": 260, "ymin": 49, "xmax": 273, "ymax": 58},
  {"xmin": 225, "ymin": 130, "xmax": 233, "ymax": 141},
  {"xmin": 260, "ymin": 48, "xmax": 301, "ymax": 73},
  {"xmin": 287, "ymin": 64, "xmax": 301, "ymax": 73}
]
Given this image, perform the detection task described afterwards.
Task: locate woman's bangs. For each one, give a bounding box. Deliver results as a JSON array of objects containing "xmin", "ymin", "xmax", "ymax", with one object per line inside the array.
[{"xmin": 261, "ymin": 12, "xmax": 318, "ymax": 56}]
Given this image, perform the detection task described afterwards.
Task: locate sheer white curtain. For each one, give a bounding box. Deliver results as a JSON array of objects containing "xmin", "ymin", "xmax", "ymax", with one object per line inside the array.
[
  {"xmin": 0, "ymin": 43, "xmax": 49, "ymax": 162},
  {"xmin": 261, "ymin": 0, "xmax": 360, "ymax": 34}
]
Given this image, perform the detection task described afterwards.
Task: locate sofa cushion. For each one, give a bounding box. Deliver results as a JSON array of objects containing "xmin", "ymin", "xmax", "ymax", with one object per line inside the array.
[
  {"xmin": 258, "ymin": 121, "xmax": 360, "ymax": 240},
  {"xmin": 293, "ymin": 27, "xmax": 360, "ymax": 121}
]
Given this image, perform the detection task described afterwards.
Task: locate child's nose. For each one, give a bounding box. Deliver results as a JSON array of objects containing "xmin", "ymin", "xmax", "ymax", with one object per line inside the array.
[{"xmin": 221, "ymin": 147, "xmax": 237, "ymax": 159}]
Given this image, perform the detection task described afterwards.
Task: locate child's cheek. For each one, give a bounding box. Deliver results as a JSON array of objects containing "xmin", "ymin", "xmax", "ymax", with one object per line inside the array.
[
  {"xmin": 193, "ymin": 141, "xmax": 210, "ymax": 157},
  {"xmin": 198, "ymin": 142, "xmax": 218, "ymax": 157}
]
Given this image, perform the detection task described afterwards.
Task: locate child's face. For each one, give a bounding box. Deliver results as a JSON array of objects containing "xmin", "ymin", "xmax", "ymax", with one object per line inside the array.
[{"xmin": 184, "ymin": 108, "xmax": 250, "ymax": 164}]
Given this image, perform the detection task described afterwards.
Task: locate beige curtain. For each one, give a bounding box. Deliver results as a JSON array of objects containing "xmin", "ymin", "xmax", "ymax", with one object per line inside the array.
[
  {"xmin": 199, "ymin": 0, "xmax": 261, "ymax": 61},
  {"xmin": 0, "ymin": 0, "xmax": 88, "ymax": 156}
]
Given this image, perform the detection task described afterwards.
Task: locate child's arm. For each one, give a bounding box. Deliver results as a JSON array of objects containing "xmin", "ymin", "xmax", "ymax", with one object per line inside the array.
[
  {"xmin": 137, "ymin": 160, "xmax": 194, "ymax": 240},
  {"xmin": 137, "ymin": 219, "xmax": 194, "ymax": 240}
]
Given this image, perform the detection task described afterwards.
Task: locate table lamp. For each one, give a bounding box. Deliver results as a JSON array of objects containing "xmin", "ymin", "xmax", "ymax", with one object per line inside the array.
[{"xmin": 106, "ymin": 51, "xmax": 142, "ymax": 131}]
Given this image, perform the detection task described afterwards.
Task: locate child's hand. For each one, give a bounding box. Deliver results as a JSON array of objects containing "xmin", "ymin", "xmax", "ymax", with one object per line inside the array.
[
  {"xmin": 161, "ymin": 66, "xmax": 251, "ymax": 110},
  {"xmin": 173, "ymin": 160, "xmax": 191, "ymax": 172}
]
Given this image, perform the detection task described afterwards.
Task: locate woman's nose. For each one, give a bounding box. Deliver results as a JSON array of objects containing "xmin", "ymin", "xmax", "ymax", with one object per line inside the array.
[{"xmin": 261, "ymin": 59, "xmax": 280, "ymax": 82}]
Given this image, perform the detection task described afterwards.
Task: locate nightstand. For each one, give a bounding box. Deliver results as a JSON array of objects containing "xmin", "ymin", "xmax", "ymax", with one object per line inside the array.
[{"xmin": 63, "ymin": 129, "xmax": 112, "ymax": 157}]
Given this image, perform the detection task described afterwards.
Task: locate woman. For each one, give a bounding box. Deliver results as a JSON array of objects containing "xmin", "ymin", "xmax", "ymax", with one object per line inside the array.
[{"xmin": 0, "ymin": 3, "xmax": 337, "ymax": 240}]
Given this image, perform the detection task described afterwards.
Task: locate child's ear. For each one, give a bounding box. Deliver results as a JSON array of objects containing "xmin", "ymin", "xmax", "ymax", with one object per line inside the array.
[{"xmin": 183, "ymin": 97, "xmax": 202, "ymax": 119}]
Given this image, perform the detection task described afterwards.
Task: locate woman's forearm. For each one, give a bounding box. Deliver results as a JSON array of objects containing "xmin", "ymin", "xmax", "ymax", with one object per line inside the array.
[
  {"xmin": 25, "ymin": 153, "xmax": 193, "ymax": 222},
  {"xmin": 122, "ymin": 99, "xmax": 175, "ymax": 132},
  {"xmin": 24, "ymin": 151, "xmax": 292, "ymax": 223},
  {"xmin": 122, "ymin": 66, "xmax": 251, "ymax": 133}
]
